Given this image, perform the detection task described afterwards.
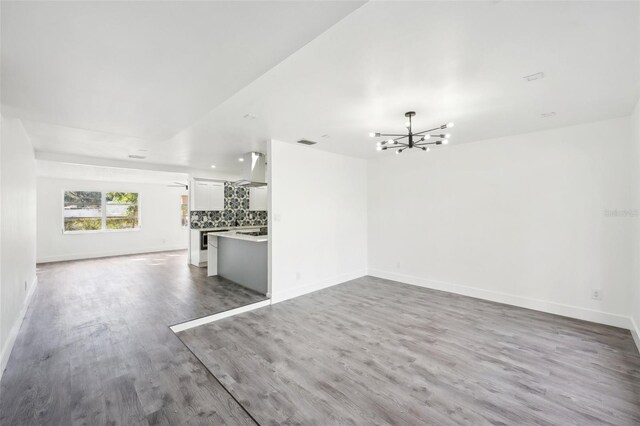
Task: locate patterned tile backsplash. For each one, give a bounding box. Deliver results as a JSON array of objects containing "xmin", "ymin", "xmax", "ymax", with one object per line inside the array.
[{"xmin": 190, "ymin": 182, "xmax": 267, "ymax": 229}]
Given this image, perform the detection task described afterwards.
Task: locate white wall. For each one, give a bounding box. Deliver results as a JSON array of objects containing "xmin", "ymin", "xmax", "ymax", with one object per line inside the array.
[
  {"xmin": 368, "ymin": 117, "xmax": 635, "ymax": 328},
  {"xmin": 37, "ymin": 177, "xmax": 188, "ymax": 262},
  {"xmin": 1, "ymin": 116, "xmax": 37, "ymax": 374},
  {"xmin": 631, "ymin": 99, "xmax": 640, "ymax": 344},
  {"xmin": 269, "ymin": 139, "xmax": 367, "ymax": 302}
]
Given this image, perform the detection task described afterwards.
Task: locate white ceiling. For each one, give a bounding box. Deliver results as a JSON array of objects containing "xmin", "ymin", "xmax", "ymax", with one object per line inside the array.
[
  {"xmin": 37, "ymin": 160, "xmax": 189, "ymax": 186},
  {"xmin": 3, "ymin": 1, "xmax": 639, "ymax": 174},
  {"xmin": 1, "ymin": 0, "xmax": 363, "ymax": 169}
]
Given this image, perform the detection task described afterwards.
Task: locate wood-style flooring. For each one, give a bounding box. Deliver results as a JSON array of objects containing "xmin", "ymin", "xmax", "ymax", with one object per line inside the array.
[
  {"xmin": 0, "ymin": 251, "xmax": 266, "ymax": 426},
  {"xmin": 178, "ymin": 276, "xmax": 640, "ymax": 426}
]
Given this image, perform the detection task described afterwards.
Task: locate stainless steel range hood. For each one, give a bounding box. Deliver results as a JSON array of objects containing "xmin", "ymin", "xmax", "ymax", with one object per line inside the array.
[{"xmin": 233, "ymin": 152, "xmax": 267, "ymax": 187}]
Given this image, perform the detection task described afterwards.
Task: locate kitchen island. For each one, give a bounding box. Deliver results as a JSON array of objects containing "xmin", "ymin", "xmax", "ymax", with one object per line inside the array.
[{"xmin": 207, "ymin": 228, "xmax": 268, "ymax": 295}]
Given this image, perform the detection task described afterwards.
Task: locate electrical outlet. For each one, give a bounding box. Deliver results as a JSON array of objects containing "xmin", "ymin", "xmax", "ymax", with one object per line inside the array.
[{"xmin": 591, "ymin": 288, "xmax": 603, "ymax": 301}]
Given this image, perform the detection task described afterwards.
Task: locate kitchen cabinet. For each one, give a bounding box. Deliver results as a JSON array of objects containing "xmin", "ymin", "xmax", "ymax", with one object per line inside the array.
[
  {"xmin": 191, "ymin": 180, "xmax": 224, "ymax": 211},
  {"xmin": 249, "ymin": 186, "xmax": 268, "ymax": 210}
]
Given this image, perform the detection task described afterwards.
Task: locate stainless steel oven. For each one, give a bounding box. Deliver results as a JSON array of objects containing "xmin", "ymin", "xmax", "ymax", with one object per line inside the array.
[
  {"xmin": 201, "ymin": 229, "xmax": 229, "ymax": 250},
  {"xmin": 200, "ymin": 232, "xmax": 208, "ymax": 251}
]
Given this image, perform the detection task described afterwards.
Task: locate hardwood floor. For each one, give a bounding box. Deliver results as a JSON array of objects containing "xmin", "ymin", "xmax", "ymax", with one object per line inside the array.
[
  {"xmin": 178, "ymin": 276, "xmax": 640, "ymax": 426},
  {"xmin": 0, "ymin": 250, "xmax": 266, "ymax": 426},
  {"xmin": 4, "ymin": 256, "xmax": 640, "ymax": 425}
]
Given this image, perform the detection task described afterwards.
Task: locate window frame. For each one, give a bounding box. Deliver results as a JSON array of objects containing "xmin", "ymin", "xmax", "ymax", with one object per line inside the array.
[
  {"xmin": 181, "ymin": 194, "xmax": 189, "ymax": 228},
  {"xmin": 62, "ymin": 190, "xmax": 142, "ymax": 234}
]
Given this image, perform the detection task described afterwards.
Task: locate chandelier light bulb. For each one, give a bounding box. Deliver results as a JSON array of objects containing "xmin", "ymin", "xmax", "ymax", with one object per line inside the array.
[
  {"xmin": 395, "ymin": 150, "xmax": 401, "ymax": 155},
  {"xmin": 405, "ymin": 121, "xmax": 411, "ymax": 128},
  {"xmin": 424, "ymin": 135, "xmax": 431, "ymax": 140},
  {"xmin": 376, "ymin": 141, "xmax": 382, "ymax": 147},
  {"xmin": 376, "ymin": 146, "xmax": 382, "ymax": 151},
  {"xmin": 369, "ymin": 132, "xmax": 375, "ymax": 137},
  {"xmin": 387, "ymin": 139, "xmax": 394, "ymax": 144},
  {"xmin": 443, "ymin": 139, "xmax": 449, "ymax": 145},
  {"xmin": 445, "ymin": 134, "xmax": 451, "ymax": 138},
  {"xmin": 427, "ymin": 147, "xmax": 431, "ymax": 152},
  {"xmin": 447, "ymin": 122, "xmax": 455, "ymax": 128}
]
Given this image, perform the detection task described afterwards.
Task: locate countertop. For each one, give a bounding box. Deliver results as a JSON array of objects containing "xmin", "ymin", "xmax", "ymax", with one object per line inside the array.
[
  {"xmin": 208, "ymin": 230, "xmax": 268, "ymax": 243},
  {"xmin": 193, "ymin": 225, "xmax": 265, "ymax": 232}
]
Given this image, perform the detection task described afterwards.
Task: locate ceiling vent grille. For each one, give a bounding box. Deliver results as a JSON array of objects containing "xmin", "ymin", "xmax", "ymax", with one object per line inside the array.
[{"xmin": 297, "ymin": 139, "xmax": 317, "ymax": 146}]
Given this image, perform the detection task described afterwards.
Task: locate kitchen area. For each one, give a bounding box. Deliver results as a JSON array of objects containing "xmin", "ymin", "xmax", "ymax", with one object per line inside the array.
[{"xmin": 188, "ymin": 152, "xmax": 269, "ymax": 296}]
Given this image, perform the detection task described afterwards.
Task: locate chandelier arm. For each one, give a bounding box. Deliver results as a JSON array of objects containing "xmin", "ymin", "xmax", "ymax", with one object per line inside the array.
[
  {"xmin": 378, "ymin": 133, "xmax": 407, "ymax": 137},
  {"xmin": 382, "ymin": 142, "xmax": 409, "ymax": 150},
  {"xmin": 416, "ymin": 140, "xmax": 443, "ymax": 146},
  {"xmin": 412, "ymin": 127, "xmax": 444, "ymax": 136}
]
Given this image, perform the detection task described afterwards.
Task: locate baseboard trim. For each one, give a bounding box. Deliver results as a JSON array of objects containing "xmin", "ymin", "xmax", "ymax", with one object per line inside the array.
[
  {"xmin": 1, "ymin": 276, "xmax": 38, "ymax": 379},
  {"xmin": 368, "ymin": 269, "xmax": 631, "ymax": 329},
  {"xmin": 170, "ymin": 299, "xmax": 272, "ymax": 333},
  {"xmin": 630, "ymin": 317, "xmax": 640, "ymax": 354},
  {"xmin": 270, "ymin": 270, "xmax": 367, "ymax": 304},
  {"xmin": 36, "ymin": 245, "xmax": 187, "ymax": 263}
]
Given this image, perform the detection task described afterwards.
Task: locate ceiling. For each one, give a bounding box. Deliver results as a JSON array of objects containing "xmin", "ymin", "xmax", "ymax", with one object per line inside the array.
[
  {"xmin": 2, "ymin": 1, "xmax": 639, "ymax": 175},
  {"xmin": 37, "ymin": 160, "xmax": 189, "ymax": 186},
  {"xmin": 1, "ymin": 0, "xmax": 364, "ymax": 171}
]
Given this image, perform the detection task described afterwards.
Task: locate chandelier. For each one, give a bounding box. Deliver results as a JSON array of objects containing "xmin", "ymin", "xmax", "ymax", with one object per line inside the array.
[{"xmin": 369, "ymin": 111, "xmax": 454, "ymax": 154}]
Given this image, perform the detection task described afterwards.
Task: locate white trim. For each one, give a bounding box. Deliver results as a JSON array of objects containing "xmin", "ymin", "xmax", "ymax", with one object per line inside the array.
[
  {"xmin": 63, "ymin": 228, "xmax": 141, "ymax": 235},
  {"xmin": 630, "ymin": 316, "xmax": 640, "ymax": 354},
  {"xmin": 1, "ymin": 276, "xmax": 38, "ymax": 379},
  {"xmin": 270, "ymin": 270, "xmax": 367, "ymax": 304},
  {"xmin": 368, "ymin": 269, "xmax": 631, "ymax": 329},
  {"xmin": 170, "ymin": 299, "xmax": 272, "ymax": 333},
  {"xmin": 36, "ymin": 151, "xmax": 238, "ymax": 180},
  {"xmin": 37, "ymin": 245, "xmax": 187, "ymax": 263}
]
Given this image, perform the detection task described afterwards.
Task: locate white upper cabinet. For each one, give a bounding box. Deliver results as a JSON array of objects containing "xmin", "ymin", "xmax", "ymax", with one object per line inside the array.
[
  {"xmin": 249, "ymin": 186, "xmax": 268, "ymax": 210},
  {"xmin": 191, "ymin": 181, "xmax": 225, "ymax": 211}
]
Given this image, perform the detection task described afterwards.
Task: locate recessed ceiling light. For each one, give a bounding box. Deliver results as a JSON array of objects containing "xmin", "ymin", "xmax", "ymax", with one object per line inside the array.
[
  {"xmin": 238, "ymin": 157, "xmax": 245, "ymax": 162},
  {"xmin": 541, "ymin": 112, "xmax": 556, "ymax": 118},
  {"xmin": 210, "ymin": 165, "xmax": 216, "ymax": 169},
  {"xmin": 523, "ymin": 72, "xmax": 544, "ymax": 81},
  {"xmin": 297, "ymin": 139, "xmax": 317, "ymax": 145},
  {"xmin": 243, "ymin": 113, "xmax": 257, "ymax": 119},
  {"xmin": 321, "ymin": 134, "xmax": 330, "ymax": 138},
  {"xmin": 128, "ymin": 154, "xmax": 146, "ymax": 159}
]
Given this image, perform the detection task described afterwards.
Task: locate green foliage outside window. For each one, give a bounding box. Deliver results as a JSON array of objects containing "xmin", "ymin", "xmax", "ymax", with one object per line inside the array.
[
  {"xmin": 64, "ymin": 191, "xmax": 102, "ymax": 231},
  {"xmin": 63, "ymin": 191, "xmax": 140, "ymax": 232},
  {"xmin": 106, "ymin": 192, "xmax": 139, "ymax": 230}
]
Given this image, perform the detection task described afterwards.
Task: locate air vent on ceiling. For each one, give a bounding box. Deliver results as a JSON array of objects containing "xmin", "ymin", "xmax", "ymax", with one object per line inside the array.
[
  {"xmin": 523, "ymin": 72, "xmax": 544, "ymax": 81},
  {"xmin": 297, "ymin": 139, "xmax": 317, "ymax": 146},
  {"xmin": 128, "ymin": 154, "xmax": 146, "ymax": 159}
]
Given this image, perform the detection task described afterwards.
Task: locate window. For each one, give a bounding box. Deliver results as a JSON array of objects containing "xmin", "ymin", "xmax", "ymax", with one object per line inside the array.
[
  {"xmin": 64, "ymin": 191, "xmax": 102, "ymax": 231},
  {"xmin": 181, "ymin": 195, "xmax": 189, "ymax": 227},
  {"xmin": 106, "ymin": 192, "xmax": 139, "ymax": 230},
  {"xmin": 63, "ymin": 191, "xmax": 140, "ymax": 233}
]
